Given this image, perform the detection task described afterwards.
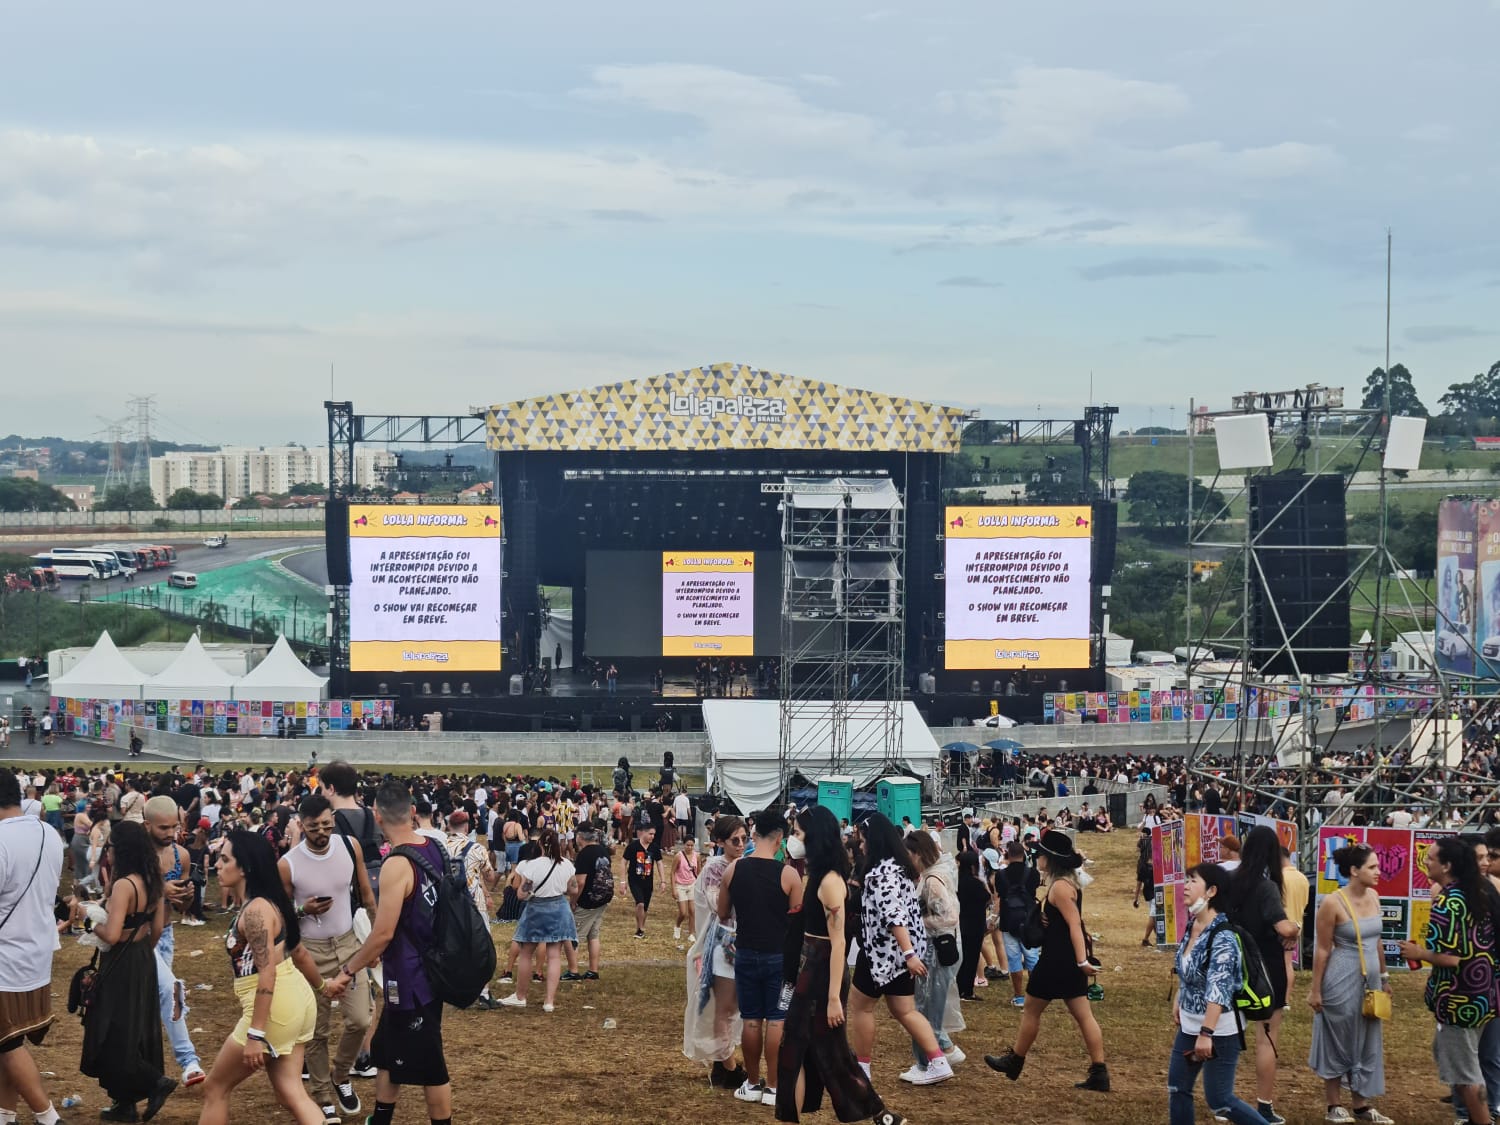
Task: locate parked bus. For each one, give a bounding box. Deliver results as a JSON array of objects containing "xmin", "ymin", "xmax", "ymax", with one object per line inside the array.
[
  {"xmin": 87, "ymin": 546, "xmax": 147, "ymax": 575},
  {"xmin": 47, "ymin": 549, "xmax": 125, "ymax": 578},
  {"xmin": 30, "ymin": 553, "xmax": 108, "ymax": 580},
  {"xmin": 96, "ymin": 544, "xmax": 155, "ymax": 571},
  {"xmin": 146, "ymin": 544, "xmax": 177, "ymax": 567}
]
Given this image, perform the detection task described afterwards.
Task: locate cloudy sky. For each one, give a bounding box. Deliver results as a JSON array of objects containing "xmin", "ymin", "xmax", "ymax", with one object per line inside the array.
[{"xmin": 2, "ymin": 1, "xmax": 1497, "ymax": 446}]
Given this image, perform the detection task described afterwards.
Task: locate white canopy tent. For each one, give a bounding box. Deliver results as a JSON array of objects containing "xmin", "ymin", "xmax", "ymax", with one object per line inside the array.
[
  {"xmin": 234, "ymin": 635, "xmax": 327, "ymax": 702},
  {"xmin": 144, "ymin": 633, "xmax": 239, "ymax": 701},
  {"xmin": 49, "ymin": 631, "xmax": 145, "ymax": 700},
  {"xmin": 702, "ymin": 700, "xmax": 940, "ymax": 813}
]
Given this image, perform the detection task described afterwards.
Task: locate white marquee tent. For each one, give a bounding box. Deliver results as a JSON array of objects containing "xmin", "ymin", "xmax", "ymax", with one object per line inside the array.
[
  {"xmin": 234, "ymin": 636, "xmax": 327, "ymax": 703},
  {"xmin": 144, "ymin": 633, "xmax": 239, "ymax": 701},
  {"xmin": 702, "ymin": 700, "xmax": 940, "ymax": 813},
  {"xmin": 48, "ymin": 632, "xmax": 145, "ymax": 700}
]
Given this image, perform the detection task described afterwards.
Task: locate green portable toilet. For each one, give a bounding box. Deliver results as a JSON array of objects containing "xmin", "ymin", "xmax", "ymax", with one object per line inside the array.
[
  {"xmin": 875, "ymin": 776, "xmax": 922, "ymax": 828},
  {"xmin": 817, "ymin": 775, "xmax": 854, "ymax": 823}
]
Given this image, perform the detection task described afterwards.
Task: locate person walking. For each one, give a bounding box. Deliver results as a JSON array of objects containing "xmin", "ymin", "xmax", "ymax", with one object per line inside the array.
[
  {"xmin": 1308, "ymin": 844, "xmax": 1392, "ymax": 1124},
  {"xmin": 624, "ymin": 823, "xmax": 657, "ymax": 939},
  {"xmin": 719, "ymin": 809, "xmax": 804, "ymax": 1105},
  {"xmin": 775, "ymin": 804, "xmax": 905, "ymax": 1125},
  {"xmin": 955, "ymin": 851, "xmax": 990, "ymax": 1003},
  {"xmin": 145, "ymin": 795, "xmax": 206, "ymax": 1089},
  {"xmin": 1398, "ymin": 835, "xmax": 1500, "ymax": 1125},
  {"xmin": 996, "ymin": 841, "xmax": 1041, "ymax": 1008},
  {"xmin": 82, "ymin": 821, "xmax": 176, "ymax": 1123},
  {"xmin": 674, "ymin": 837, "xmax": 700, "ymax": 943},
  {"xmin": 902, "ymin": 831, "xmax": 964, "ymax": 1081},
  {"xmin": 1166, "ymin": 863, "xmax": 1267, "ymax": 1125},
  {"xmin": 324, "ymin": 780, "xmax": 454, "ymax": 1125},
  {"xmin": 685, "ymin": 815, "xmax": 747, "ymax": 1091},
  {"xmin": 564, "ymin": 821, "xmax": 613, "ymax": 981},
  {"xmin": 279, "ymin": 793, "xmax": 376, "ymax": 1121},
  {"xmin": 847, "ymin": 813, "xmax": 953, "ymax": 1087},
  {"xmin": 0, "ymin": 770, "xmax": 69, "ymax": 1125},
  {"xmin": 442, "ymin": 811, "xmax": 500, "ymax": 1006},
  {"xmin": 984, "ymin": 829, "xmax": 1108, "ymax": 1091},
  {"xmin": 499, "ymin": 828, "xmax": 577, "ymax": 1012},
  {"xmin": 198, "ymin": 829, "xmax": 324, "ymax": 1125}
]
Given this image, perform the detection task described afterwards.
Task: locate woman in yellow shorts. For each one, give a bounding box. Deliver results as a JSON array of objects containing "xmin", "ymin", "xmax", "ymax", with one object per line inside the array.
[{"xmin": 198, "ymin": 829, "xmax": 326, "ymax": 1125}]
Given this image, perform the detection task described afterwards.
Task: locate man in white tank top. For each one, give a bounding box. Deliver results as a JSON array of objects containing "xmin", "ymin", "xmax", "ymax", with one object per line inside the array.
[{"xmin": 279, "ymin": 793, "xmax": 376, "ymax": 1121}]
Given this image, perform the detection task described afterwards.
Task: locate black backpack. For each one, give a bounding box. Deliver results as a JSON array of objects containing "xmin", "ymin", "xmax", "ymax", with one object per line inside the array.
[
  {"xmin": 998, "ymin": 863, "xmax": 1036, "ymax": 937},
  {"xmin": 578, "ymin": 846, "xmax": 616, "ymax": 909},
  {"xmin": 1210, "ymin": 921, "xmax": 1276, "ymax": 1024},
  {"xmin": 390, "ymin": 844, "xmax": 497, "ymax": 1009}
]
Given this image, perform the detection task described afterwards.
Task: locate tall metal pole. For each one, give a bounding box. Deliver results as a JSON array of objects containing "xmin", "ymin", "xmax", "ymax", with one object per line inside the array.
[{"xmin": 1373, "ymin": 230, "xmax": 1393, "ymax": 764}]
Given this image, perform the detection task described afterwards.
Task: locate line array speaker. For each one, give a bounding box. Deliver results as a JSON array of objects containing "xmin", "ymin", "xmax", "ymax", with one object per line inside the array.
[{"xmin": 1248, "ymin": 474, "xmax": 1348, "ymax": 675}]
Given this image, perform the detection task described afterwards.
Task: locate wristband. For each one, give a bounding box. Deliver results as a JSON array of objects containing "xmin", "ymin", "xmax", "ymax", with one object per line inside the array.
[
  {"xmin": 1077, "ymin": 960, "xmax": 1090, "ymax": 968},
  {"xmin": 902, "ymin": 948, "xmax": 917, "ymax": 960},
  {"xmin": 247, "ymin": 1028, "xmax": 267, "ymax": 1041},
  {"xmin": 1198, "ymin": 1029, "xmax": 1213, "ymax": 1037}
]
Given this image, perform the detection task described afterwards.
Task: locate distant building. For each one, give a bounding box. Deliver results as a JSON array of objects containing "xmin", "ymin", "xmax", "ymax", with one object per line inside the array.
[
  {"xmin": 56, "ymin": 483, "xmax": 96, "ymax": 510},
  {"xmin": 150, "ymin": 446, "xmax": 395, "ymax": 505}
]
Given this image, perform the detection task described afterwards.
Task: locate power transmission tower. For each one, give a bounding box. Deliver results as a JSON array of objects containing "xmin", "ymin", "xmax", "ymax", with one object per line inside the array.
[
  {"xmin": 96, "ymin": 415, "xmax": 129, "ymax": 497},
  {"xmin": 127, "ymin": 395, "xmax": 156, "ymax": 490}
]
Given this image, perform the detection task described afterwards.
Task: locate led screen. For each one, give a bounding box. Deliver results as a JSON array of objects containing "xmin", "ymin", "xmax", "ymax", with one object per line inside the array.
[{"xmin": 662, "ymin": 551, "xmax": 754, "ymax": 657}]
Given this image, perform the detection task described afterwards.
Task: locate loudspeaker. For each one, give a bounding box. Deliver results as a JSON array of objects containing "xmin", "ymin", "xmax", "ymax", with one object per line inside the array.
[
  {"xmin": 325, "ymin": 498, "xmax": 352, "ymax": 585},
  {"xmin": 1248, "ymin": 474, "xmax": 1348, "ymax": 675},
  {"xmin": 1092, "ymin": 502, "xmax": 1118, "ymax": 584}
]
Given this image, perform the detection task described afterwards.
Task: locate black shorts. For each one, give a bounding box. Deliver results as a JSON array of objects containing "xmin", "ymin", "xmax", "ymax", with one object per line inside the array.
[
  {"xmin": 370, "ymin": 998, "xmax": 448, "ymax": 1088},
  {"xmin": 852, "ymin": 951, "xmax": 915, "ymax": 999},
  {"xmin": 629, "ymin": 878, "xmax": 653, "ymax": 907}
]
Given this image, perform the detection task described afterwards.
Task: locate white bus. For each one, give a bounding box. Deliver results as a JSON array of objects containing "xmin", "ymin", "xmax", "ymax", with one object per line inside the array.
[
  {"xmin": 47, "ymin": 548, "xmax": 125, "ymax": 578},
  {"xmin": 30, "ymin": 552, "xmax": 109, "ymax": 580}
]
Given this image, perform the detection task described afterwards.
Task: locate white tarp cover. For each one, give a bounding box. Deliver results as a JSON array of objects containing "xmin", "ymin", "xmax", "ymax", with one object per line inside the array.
[
  {"xmin": 145, "ymin": 633, "xmax": 239, "ymax": 700},
  {"xmin": 702, "ymin": 700, "xmax": 940, "ymax": 814},
  {"xmin": 234, "ymin": 635, "xmax": 327, "ymax": 703},
  {"xmin": 49, "ymin": 631, "xmax": 146, "ymax": 700},
  {"xmin": 785, "ymin": 477, "xmax": 903, "ymax": 512}
]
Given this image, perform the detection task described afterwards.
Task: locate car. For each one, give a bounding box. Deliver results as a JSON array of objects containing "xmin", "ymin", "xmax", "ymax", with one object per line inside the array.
[
  {"xmin": 168, "ymin": 571, "xmax": 198, "ymax": 589},
  {"xmin": 1483, "ymin": 637, "xmax": 1500, "ymax": 660},
  {"xmin": 203, "ymin": 535, "xmax": 226, "ymax": 548},
  {"xmin": 1436, "ymin": 624, "xmax": 1470, "ymax": 659}
]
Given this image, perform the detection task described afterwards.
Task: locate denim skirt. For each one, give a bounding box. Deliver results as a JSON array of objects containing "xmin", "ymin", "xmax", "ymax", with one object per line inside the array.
[{"xmin": 513, "ymin": 895, "xmax": 578, "ymax": 944}]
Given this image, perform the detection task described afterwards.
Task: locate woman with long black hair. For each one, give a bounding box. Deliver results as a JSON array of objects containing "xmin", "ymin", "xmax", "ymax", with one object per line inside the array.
[
  {"xmin": 81, "ymin": 821, "xmax": 175, "ymax": 1123},
  {"xmin": 847, "ymin": 812, "xmax": 951, "ymax": 1086},
  {"xmin": 1224, "ymin": 825, "xmax": 1299, "ymax": 1125},
  {"xmin": 955, "ymin": 850, "xmax": 990, "ymax": 1003},
  {"xmin": 776, "ymin": 804, "xmax": 905, "ymax": 1125},
  {"xmin": 198, "ymin": 829, "xmax": 325, "ymax": 1125}
]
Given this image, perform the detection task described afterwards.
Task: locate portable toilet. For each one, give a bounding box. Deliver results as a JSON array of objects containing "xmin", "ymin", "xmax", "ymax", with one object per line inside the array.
[
  {"xmin": 875, "ymin": 776, "xmax": 922, "ymax": 828},
  {"xmin": 816, "ymin": 776, "xmax": 854, "ymax": 823}
]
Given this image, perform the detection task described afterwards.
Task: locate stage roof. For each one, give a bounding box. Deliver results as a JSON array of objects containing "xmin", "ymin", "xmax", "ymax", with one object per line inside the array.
[{"xmin": 485, "ymin": 363, "xmax": 967, "ymax": 454}]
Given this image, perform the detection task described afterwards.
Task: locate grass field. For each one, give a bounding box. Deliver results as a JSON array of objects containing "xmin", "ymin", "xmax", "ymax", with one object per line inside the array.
[{"xmin": 26, "ymin": 829, "xmax": 1458, "ymax": 1124}]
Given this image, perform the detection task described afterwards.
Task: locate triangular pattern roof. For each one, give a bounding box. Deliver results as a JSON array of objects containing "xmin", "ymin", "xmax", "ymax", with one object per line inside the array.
[
  {"xmin": 235, "ymin": 636, "xmax": 327, "ymax": 702},
  {"xmin": 485, "ymin": 363, "xmax": 967, "ymax": 453},
  {"xmin": 146, "ymin": 634, "xmax": 239, "ymax": 696},
  {"xmin": 51, "ymin": 631, "xmax": 146, "ymax": 698}
]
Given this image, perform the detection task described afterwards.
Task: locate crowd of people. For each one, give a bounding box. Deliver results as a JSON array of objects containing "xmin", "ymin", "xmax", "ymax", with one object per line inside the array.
[{"xmin": 7, "ymin": 750, "xmax": 1500, "ymax": 1125}]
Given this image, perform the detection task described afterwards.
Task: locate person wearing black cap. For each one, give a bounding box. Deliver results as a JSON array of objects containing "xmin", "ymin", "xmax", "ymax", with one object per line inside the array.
[{"xmin": 984, "ymin": 829, "xmax": 1109, "ymax": 1092}]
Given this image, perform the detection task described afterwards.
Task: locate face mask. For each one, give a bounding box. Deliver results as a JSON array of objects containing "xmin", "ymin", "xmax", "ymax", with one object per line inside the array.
[
  {"xmin": 1187, "ymin": 896, "xmax": 1210, "ymax": 917},
  {"xmin": 785, "ymin": 836, "xmax": 806, "ymax": 860}
]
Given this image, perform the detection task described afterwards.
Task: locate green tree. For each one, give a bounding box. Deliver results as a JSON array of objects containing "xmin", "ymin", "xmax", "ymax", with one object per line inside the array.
[
  {"xmin": 99, "ymin": 483, "xmax": 158, "ymax": 511},
  {"xmin": 197, "ymin": 600, "xmax": 227, "ymax": 641},
  {"xmin": 1126, "ymin": 470, "xmax": 1227, "ymax": 532},
  {"xmin": 1359, "ymin": 365, "xmax": 1428, "ymax": 416},
  {"xmin": 166, "ymin": 488, "xmax": 224, "ymax": 510},
  {"xmin": 0, "ymin": 478, "xmax": 76, "ymax": 513},
  {"xmin": 1437, "ymin": 360, "xmax": 1500, "ymax": 435}
]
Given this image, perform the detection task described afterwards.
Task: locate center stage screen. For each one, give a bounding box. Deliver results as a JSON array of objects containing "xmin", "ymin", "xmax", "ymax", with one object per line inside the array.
[
  {"xmin": 944, "ymin": 504, "xmax": 1092, "ymax": 670},
  {"xmin": 347, "ymin": 504, "xmax": 503, "ymax": 672},
  {"xmin": 662, "ymin": 552, "xmax": 754, "ymax": 656}
]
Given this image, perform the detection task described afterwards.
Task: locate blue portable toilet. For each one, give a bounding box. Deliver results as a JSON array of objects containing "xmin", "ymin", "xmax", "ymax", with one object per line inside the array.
[
  {"xmin": 875, "ymin": 776, "xmax": 922, "ymax": 828},
  {"xmin": 816, "ymin": 776, "xmax": 854, "ymax": 823}
]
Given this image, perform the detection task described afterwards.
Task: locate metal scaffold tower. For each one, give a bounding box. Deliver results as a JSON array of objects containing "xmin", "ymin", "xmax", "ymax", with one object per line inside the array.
[
  {"xmin": 127, "ymin": 395, "xmax": 156, "ymax": 491},
  {"xmin": 774, "ymin": 476, "xmax": 906, "ymax": 796}
]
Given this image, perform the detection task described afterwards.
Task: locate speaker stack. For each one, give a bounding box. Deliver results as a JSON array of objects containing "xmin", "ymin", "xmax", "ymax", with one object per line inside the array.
[
  {"xmin": 325, "ymin": 498, "xmax": 352, "ymax": 586},
  {"xmin": 1247, "ymin": 473, "xmax": 1348, "ymax": 675}
]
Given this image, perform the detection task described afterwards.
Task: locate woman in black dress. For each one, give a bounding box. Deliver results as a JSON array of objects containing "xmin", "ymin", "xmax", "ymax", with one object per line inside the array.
[
  {"xmin": 955, "ymin": 851, "xmax": 990, "ymax": 1002},
  {"xmin": 984, "ymin": 830, "xmax": 1109, "ymax": 1092},
  {"xmin": 82, "ymin": 821, "xmax": 176, "ymax": 1122},
  {"xmin": 776, "ymin": 805, "xmax": 905, "ymax": 1125}
]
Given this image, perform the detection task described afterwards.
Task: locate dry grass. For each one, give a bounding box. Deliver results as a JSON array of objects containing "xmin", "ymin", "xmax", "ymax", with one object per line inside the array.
[{"xmin": 34, "ymin": 831, "xmax": 1455, "ymax": 1124}]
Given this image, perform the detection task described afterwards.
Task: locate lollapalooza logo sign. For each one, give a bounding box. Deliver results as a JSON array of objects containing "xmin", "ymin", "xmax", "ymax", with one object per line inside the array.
[{"xmin": 669, "ymin": 393, "xmax": 788, "ymax": 424}]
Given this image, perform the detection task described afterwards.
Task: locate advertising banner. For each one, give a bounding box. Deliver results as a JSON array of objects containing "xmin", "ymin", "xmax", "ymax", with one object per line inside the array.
[
  {"xmin": 1437, "ymin": 498, "xmax": 1478, "ymax": 676},
  {"xmin": 1477, "ymin": 501, "xmax": 1500, "ymax": 677},
  {"xmin": 661, "ymin": 551, "xmax": 754, "ymax": 657},
  {"xmin": 1316, "ymin": 824, "xmax": 1452, "ymax": 967}
]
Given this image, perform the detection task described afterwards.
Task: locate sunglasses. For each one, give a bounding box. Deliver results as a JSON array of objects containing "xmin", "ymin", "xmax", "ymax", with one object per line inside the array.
[{"xmin": 728, "ymin": 835, "xmax": 747, "ymax": 844}]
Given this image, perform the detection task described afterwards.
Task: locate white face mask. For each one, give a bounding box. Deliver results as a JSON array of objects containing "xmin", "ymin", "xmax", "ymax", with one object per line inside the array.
[
  {"xmin": 785, "ymin": 836, "xmax": 806, "ymax": 860},
  {"xmin": 1187, "ymin": 896, "xmax": 1210, "ymax": 917}
]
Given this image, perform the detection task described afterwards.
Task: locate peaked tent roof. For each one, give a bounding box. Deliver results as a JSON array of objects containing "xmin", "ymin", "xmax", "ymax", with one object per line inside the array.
[
  {"xmin": 485, "ymin": 362, "xmax": 968, "ymax": 455},
  {"xmin": 51, "ymin": 631, "xmax": 146, "ymax": 699},
  {"xmin": 234, "ymin": 635, "xmax": 327, "ymax": 702},
  {"xmin": 145, "ymin": 633, "xmax": 239, "ymax": 698}
]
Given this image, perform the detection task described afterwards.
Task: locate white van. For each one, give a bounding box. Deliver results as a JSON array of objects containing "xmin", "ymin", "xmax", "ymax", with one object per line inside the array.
[{"xmin": 168, "ymin": 571, "xmax": 198, "ymax": 589}]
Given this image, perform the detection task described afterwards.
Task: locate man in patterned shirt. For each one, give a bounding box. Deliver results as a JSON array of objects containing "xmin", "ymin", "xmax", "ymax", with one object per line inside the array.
[{"xmin": 444, "ymin": 811, "xmax": 500, "ymax": 1008}]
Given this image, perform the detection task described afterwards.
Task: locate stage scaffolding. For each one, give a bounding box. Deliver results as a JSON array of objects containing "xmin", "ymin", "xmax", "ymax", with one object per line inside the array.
[
  {"xmin": 772, "ymin": 477, "xmax": 907, "ymax": 796},
  {"xmin": 1184, "ymin": 386, "xmax": 1496, "ymax": 857}
]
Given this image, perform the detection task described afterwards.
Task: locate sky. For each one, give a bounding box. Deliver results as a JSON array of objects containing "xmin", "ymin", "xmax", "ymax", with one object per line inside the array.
[{"xmin": 2, "ymin": 1, "xmax": 1497, "ymax": 448}]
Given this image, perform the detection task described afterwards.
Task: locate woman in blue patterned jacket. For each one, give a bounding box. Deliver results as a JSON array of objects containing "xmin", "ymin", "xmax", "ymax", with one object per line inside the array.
[{"xmin": 1168, "ymin": 863, "xmax": 1265, "ymax": 1125}]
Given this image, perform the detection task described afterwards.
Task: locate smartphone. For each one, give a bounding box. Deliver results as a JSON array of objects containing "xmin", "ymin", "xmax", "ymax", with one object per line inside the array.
[{"xmin": 312, "ymin": 896, "xmax": 333, "ymax": 906}]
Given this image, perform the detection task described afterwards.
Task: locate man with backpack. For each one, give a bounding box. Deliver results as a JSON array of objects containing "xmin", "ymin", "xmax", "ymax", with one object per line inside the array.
[
  {"xmin": 321, "ymin": 761, "xmax": 383, "ymax": 902},
  {"xmin": 280, "ymin": 793, "xmax": 377, "ymax": 1122},
  {"xmin": 565, "ymin": 821, "xmax": 614, "ymax": 981},
  {"xmin": 443, "ymin": 811, "xmax": 501, "ymax": 1007},
  {"xmin": 324, "ymin": 780, "xmax": 457, "ymax": 1125},
  {"xmin": 996, "ymin": 841, "xmax": 1041, "ymax": 1008}
]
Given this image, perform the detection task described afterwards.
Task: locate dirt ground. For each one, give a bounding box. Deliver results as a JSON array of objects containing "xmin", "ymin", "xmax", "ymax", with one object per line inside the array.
[{"xmin": 30, "ymin": 830, "xmax": 1459, "ymax": 1124}]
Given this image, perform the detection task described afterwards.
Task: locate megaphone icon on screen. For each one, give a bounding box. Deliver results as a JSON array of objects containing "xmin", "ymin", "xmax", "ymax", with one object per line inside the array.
[
  {"xmin": 484, "ymin": 515, "xmax": 498, "ymax": 527},
  {"xmin": 353, "ymin": 515, "xmax": 368, "ymax": 526},
  {"xmin": 950, "ymin": 515, "xmax": 964, "ymax": 529}
]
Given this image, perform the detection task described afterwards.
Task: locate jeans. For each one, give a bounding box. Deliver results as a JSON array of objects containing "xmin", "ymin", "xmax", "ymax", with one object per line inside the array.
[
  {"xmin": 1453, "ymin": 1015, "xmax": 1500, "ymax": 1119},
  {"xmin": 1166, "ymin": 1029, "xmax": 1264, "ymax": 1125},
  {"xmin": 155, "ymin": 925, "xmax": 200, "ymax": 1071},
  {"xmin": 911, "ymin": 955, "xmax": 958, "ymax": 1065}
]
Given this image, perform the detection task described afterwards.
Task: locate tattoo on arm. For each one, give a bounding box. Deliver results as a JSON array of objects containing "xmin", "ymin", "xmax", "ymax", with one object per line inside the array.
[
  {"xmin": 243, "ymin": 907, "xmax": 273, "ymax": 970},
  {"xmin": 256, "ymin": 987, "xmax": 275, "ymax": 997}
]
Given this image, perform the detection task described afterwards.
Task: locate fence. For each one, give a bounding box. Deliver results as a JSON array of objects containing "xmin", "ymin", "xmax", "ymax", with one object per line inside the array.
[
  {"xmin": 0, "ymin": 508, "xmax": 326, "ymax": 530},
  {"xmin": 941, "ymin": 715, "xmax": 1384, "ymax": 752},
  {"xmin": 981, "ymin": 782, "xmax": 1170, "ymax": 827}
]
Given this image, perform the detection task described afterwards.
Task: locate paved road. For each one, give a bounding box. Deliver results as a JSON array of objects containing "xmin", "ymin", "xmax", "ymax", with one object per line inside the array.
[
  {"xmin": 280, "ymin": 548, "xmax": 328, "ymax": 587},
  {"xmin": 30, "ymin": 537, "xmax": 319, "ymax": 600}
]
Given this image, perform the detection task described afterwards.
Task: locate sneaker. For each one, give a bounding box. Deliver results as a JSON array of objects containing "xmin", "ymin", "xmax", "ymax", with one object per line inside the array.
[
  {"xmin": 543, "ymin": 1003, "xmax": 555, "ymax": 1013},
  {"xmin": 142, "ymin": 1075, "xmax": 177, "ymax": 1123},
  {"xmin": 100, "ymin": 1103, "xmax": 141, "ymax": 1123},
  {"xmin": 348, "ymin": 1054, "xmax": 377, "ymax": 1079},
  {"xmin": 1011, "ymin": 995, "xmax": 1026, "ymax": 1008},
  {"xmin": 984, "ymin": 966, "xmax": 1004, "ymax": 979},
  {"xmin": 634, "ymin": 929, "xmax": 646, "ymax": 940},
  {"xmin": 911, "ymin": 1055, "xmax": 953, "ymax": 1085},
  {"xmin": 1350, "ymin": 1112, "xmax": 1393, "ymax": 1125},
  {"xmin": 321, "ymin": 1106, "xmax": 339, "ymax": 1123},
  {"xmin": 760, "ymin": 1087, "xmax": 777, "ymax": 1106},
  {"xmin": 498, "ymin": 994, "xmax": 527, "ymax": 1009},
  {"xmin": 975, "ymin": 976, "xmax": 989, "ymax": 988},
  {"xmin": 944, "ymin": 1045, "xmax": 966, "ymax": 1065},
  {"xmin": 497, "ymin": 971, "xmax": 515, "ymax": 984},
  {"xmin": 182, "ymin": 1062, "xmax": 207, "ymax": 1087},
  {"xmin": 335, "ymin": 1082, "xmax": 361, "ymax": 1115},
  {"xmin": 180, "ymin": 917, "xmax": 206, "ymax": 927},
  {"xmin": 733, "ymin": 1080, "xmax": 764, "ymax": 1102},
  {"xmin": 532, "ymin": 972, "xmax": 544, "ymax": 982},
  {"xmin": 1258, "ymin": 1108, "xmax": 1286, "ymax": 1125},
  {"xmin": 561, "ymin": 972, "xmax": 584, "ymax": 982},
  {"xmin": 302, "ymin": 1066, "xmax": 311, "ymax": 1080},
  {"xmin": 1324, "ymin": 1111, "xmax": 1355, "ymax": 1124},
  {"xmin": 674, "ymin": 926, "xmax": 682, "ymax": 940},
  {"xmin": 583, "ymin": 970, "xmax": 600, "ymax": 980},
  {"xmin": 898, "ymin": 1064, "xmax": 924, "ymax": 1084},
  {"xmin": 873, "ymin": 1114, "xmax": 908, "ymax": 1125}
]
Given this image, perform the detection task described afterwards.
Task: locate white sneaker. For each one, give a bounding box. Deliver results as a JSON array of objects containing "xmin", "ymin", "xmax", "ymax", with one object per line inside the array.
[
  {"xmin": 1346, "ymin": 1111, "xmax": 1392, "ymax": 1125},
  {"xmin": 898, "ymin": 1065, "xmax": 924, "ymax": 1084},
  {"xmin": 321, "ymin": 1106, "xmax": 339, "ymax": 1123},
  {"xmin": 760, "ymin": 1087, "xmax": 777, "ymax": 1106},
  {"xmin": 943, "ymin": 1045, "xmax": 965, "ymax": 1065},
  {"xmin": 1323, "ymin": 1110, "xmax": 1355, "ymax": 1124},
  {"xmin": 674, "ymin": 926, "xmax": 682, "ymax": 940},
  {"xmin": 542, "ymin": 1003, "xmax": 555, "ymax": 1013},
  {"xmin": 498, "ymin": 994, "xmax": 527, "ymax": 1008},
  {"xmin": 733, "ymin": 1080, "xmax": 764, "ymax": 1102},
  {"xmin": 911, "ymin": 1054, "xmax": 953, "ymax": 1085},
  {"xmin": 182, "ymin": 1062, "xmax": 206, "ymax": 1087}
]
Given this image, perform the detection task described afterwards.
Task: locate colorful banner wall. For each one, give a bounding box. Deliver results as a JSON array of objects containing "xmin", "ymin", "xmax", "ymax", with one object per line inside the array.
[
  {"xmin": 1043, "ymin": 681, "xmax": 1432, "ymax": 725},
  {"xmin": 51, "ymin": 697, "xmax": 394, "ymax": 737},
  {"xmin": 1315, "ymin": 824, "xmax": 1452, "ymax": 968},
  {"xmin": 1153, "ymin": 813, "xmax": 1298, "ymax": 947},
  {"xmin": 1477, "ymin": 500, "xmax": 1500, "ymax": 678}
]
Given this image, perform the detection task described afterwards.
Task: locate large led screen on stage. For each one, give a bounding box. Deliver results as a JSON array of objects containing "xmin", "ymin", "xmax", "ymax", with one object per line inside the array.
[
  {"xmin": 662, "ymin": 551, "xmax": 754, "ymax": 656},
  {"xmin": 347, "ymin": 504, "xmax": 503, "ymax": 672},
  {"xmin": 943, "ymin": 504, "xmax": 1092, "ymax": 670}
]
